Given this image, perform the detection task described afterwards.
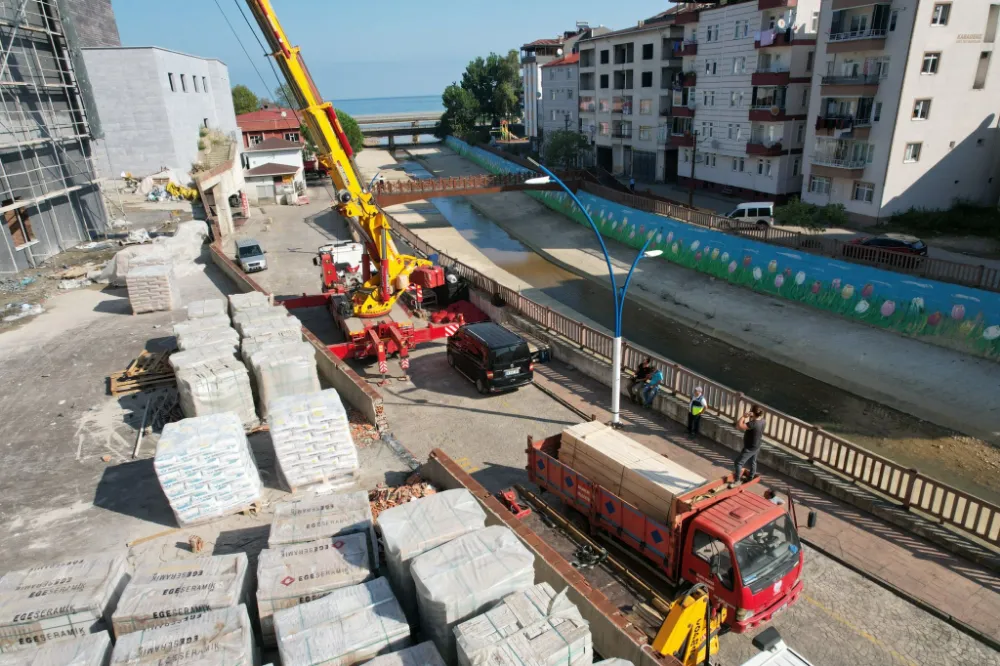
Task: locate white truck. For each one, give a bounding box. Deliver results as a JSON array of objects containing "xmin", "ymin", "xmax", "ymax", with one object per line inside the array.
[{"xmin": 741, "ymin": 628, "xmax": 815, "ymax": 666}]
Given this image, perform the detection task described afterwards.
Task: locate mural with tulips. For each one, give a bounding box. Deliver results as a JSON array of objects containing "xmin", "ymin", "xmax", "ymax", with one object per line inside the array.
[{"xmin": 445, "ymin": 137, "xmax": 1000, "ymax": 359}]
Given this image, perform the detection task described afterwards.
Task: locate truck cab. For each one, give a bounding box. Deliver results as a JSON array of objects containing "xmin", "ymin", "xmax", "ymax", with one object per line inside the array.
[{"xmin": 682, "ymin": 492, "xmax": 803, "ymax": 632}]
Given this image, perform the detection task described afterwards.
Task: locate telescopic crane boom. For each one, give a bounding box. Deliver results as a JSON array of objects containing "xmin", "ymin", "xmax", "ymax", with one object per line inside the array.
[{"xmin": 244, "ymin": 0, "xmax": 429, "ymax": 318}]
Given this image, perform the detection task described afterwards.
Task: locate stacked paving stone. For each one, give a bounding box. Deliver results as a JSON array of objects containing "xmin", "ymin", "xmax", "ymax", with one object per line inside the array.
[
  {"xmin": 411, "ymin": 525, "xmax": 535, "ymax": 663},
  {"xmin": 0, "ymin": 632, "xmax": 111, "ymax": 665},
  {"xmin": 0, "ymin": 553, "xmax": 129, "ymax": 653},
  {"xmin": 267, "ymin": 492, "xmax": 378, "ymax": 571},
  {"xmin": 110, "ymin": 605, "xmax": 253, "ymax": 665},
  {"xmin": 363, "ymin": 642, "xmax": 446, "ymax": 666},
  {"xmin": 111, "ymin": 553, "xmax": 249, "ymax": 637},
  {"xmin": 185, "ymin": 298, "xmax": 226, "ymax": 319},
  {"xmin": 154, "ymin": 414, "xmax": 262, "ymax": 527},
  {"xmin": 274, "ymin": 577, "xmax": 410, "ymax": 666},
  {"xmin": 268, "ymin": 389, "xmax": 359, "ymax": 493},
  {"xmin": 455, "ymin": 583, "xmax": 592, "ymax": 666},
  {"xmin": 256, "ymin": 533, "xmax": 373, "ymax": 646},
  {"xmin": 247, "ymin": 341, "xmax": 320, "ymax": 419},
  {"xmin": 126, "ymin": 264, "xmax": 181, "ymax": 314}
]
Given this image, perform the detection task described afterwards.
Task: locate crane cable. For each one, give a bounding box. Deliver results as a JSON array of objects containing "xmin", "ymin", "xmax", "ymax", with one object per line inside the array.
[{"xmin": 211, "ymin": 0, "xmax": 272, "ymax": 99}]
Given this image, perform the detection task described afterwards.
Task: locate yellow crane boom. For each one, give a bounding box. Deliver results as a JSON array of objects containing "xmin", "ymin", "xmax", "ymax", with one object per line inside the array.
[{"xmin": 244, "ymin": 0, "xmax": 429, "ymax": 318}]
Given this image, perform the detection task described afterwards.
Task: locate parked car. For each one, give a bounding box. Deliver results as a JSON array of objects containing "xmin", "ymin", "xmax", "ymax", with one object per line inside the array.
[
  {"xmin": 446, "ymin": 322, "xmax": 533, "ymax": 394},
  {"xmin": 725, "ymin": 202, "xmax": 775, "ymax": 228},
  {"xmin": 843, "ymin": 233, "xmax": 927, "ymax": 269},
  {"xmin": 235, "ymin": 238, "xmax": 267, "ymax": 273},
  {"xmin": 848, "ymin": 233, "xmax": 928, "ymax": 256}
]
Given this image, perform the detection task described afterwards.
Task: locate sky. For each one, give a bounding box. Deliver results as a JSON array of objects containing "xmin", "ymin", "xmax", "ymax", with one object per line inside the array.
[{"xmin": 111, "ymin": 0, "xmax": 674, "ymax": 100}]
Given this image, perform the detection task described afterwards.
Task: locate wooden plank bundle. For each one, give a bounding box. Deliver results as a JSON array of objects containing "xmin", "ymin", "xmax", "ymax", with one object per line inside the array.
[{"xmin": 560, "ymin": 422, "xmax": 706, "ymax": 523}]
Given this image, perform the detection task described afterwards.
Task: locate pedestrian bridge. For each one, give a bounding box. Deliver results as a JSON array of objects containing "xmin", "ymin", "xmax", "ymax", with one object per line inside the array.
[{"xmin": 371, "ymin": 171, "xmax": 586, "ymax": 206}]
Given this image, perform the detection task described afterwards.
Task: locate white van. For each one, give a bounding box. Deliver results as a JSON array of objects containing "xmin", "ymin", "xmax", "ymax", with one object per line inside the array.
[{"xmin": 725, "ymin": 202, "xmax": 775, "ymax": 227}]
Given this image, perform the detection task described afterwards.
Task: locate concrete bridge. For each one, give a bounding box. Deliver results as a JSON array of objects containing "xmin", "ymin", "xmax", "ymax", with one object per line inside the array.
[
  {"xmin": 360, "ymin": 118, "xmax": 440, "ymax": 148},
  {"xmin": 354, "ymin": 111, "xmax": 443, "ymax": 125}
]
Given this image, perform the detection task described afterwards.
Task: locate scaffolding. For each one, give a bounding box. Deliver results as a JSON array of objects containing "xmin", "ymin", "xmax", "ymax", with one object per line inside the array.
[{"xmin": 0, "ymin": 0, "xmax": 106, "ymax": 273}]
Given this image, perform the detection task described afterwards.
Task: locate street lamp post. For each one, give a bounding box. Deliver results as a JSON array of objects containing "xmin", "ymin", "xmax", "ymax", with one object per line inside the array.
[{"xmin": 526, "ymin": 160, "xmax": 662, "ymax": 427}]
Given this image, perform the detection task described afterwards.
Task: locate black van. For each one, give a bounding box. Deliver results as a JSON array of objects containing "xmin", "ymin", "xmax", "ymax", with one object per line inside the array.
[{"xmin": 446, "ymin": 322, "xmax": 534, "ymax": 394}]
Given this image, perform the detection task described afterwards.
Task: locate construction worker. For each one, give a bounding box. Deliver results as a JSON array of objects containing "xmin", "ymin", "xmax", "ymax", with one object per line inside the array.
[
  {"xmin": 629, "ymin": 358, "xmax": 654, "ymax": 404},
  {"xmin": 688, "ymin": 386, "xmax": 706, "ymax": 437},
  {"xmin": 733, "ymin": 405, "xmax": 765, "ymax": 486}
]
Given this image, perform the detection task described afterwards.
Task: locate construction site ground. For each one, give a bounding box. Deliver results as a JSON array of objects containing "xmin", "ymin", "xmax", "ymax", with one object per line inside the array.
[{"xmin": 0, "ymin": 182, "xmax": 996, "ymax": 665}]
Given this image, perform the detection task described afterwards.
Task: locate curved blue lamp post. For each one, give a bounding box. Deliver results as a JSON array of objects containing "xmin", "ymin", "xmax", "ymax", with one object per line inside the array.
[{"xmin": 527, "ymin": 159, "xmax": 662, "ymax": 427}]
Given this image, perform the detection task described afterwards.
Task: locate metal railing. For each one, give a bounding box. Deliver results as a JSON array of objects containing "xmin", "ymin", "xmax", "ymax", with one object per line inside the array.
[
  {"xmin": 828, "ymin": 27, "xmax": 888, "ymax": 42},
  {"xmin": 383, "ymin": 193, "xmax": 1000, "ymax": 549},
  {"xmin": 748, "ymin": 133, "xmax": 782, "ymax": 147},
  {"xmin": 810, "ymin": 154, "xmax": 868, "ymax": 169},
  {"xmin": 821, "ymin": 74, "xmax": 881, "ymax": 85},
  {"xmin": 755, "ymin": 63, "xmax": 791, "ymax": 74}
]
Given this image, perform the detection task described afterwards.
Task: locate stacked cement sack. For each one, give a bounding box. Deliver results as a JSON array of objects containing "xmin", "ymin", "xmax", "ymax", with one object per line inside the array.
[
  {"xmin": 232, "ymin": 305, "xmax": 295, "ymax": 337},
  {"xmin": 126, "ymin": 264, "xmax": 181, "ymax": 314},
  {"xmin": 110, "ymin": 605, "xmax": 253, "ymax": 665},
  {"xmin": 241, "ymin": 328, "xmax": 302, "ymax": 364},
  {"xmin": 0, "ymin": 553, "xmax": 129, "ymax": 653},
  {"xmin": 171, "ymin": 353, "xmax": 256, "ymax": 426},
  {"xmin": 256, "ymin": 533, "xmax": 373, "ymax": 646},
  {"xmin": 0, "ymin": 632, "xmax": 111, "ymax": 665},
  {"xmin": 268, "ymin": 389, "xmax": 359, "ymax": 493},
  {"xmin": 378, "ymin": 488, "xmax": 486, "ymax": 618},
  {"xmin": 228, "ymin": 291, "xmax": 270, "ymax": 317},
  {"xmin": 274, "ymin": 577, "xmax": 410, "ymax": 666},
  {"xmin": 455, "ymin": 583, "xmax": 592, "ymax": 666},
  {"xmin": 363, "ymin": 642, "xmax": 446, "ymax": 666},
  {"xmin": 411, "ymin": 525, "xmax": 535, "ymax": 663},
  {"xmin": 240, "ymin": 316, "xmax": 303, "ymax": 341},
  {"xmin": 185, "ymin": 298, "xmax": 226, "ymax": 319},
  {"xmin": 172, "ymin": 314, "xmax": 232, "ymax": 350},
  {"xmin": 176, "ymin": 326, "xmax": 240, "ymax": 352},
  {"xmin": 247, "ymin": 341, "xmax": 320, "ymax": 419},
  {"xmin": 268, "ymin": 492, "xmax": 377, "ymax": 570},
  {"xmin": 111, "ymin": 553, "xmax": 249, "ymax": 637},
  {"xmin": 154, "ymin": 414, "xmax": 262, "ymax": 527}
]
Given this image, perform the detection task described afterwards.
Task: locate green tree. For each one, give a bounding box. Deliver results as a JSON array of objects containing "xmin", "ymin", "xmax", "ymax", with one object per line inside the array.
[
  {"xmin": 774, "ymin": 198, "xmax": 848, "ymax": 231},
  {"xmin": 457, "ymin": 50, "xmax": 522, "ymax": 124},
  {"xmin": 231, "ymin": 85, "xmax": 259, "ymax": 116},
  {"xmin": 435, "ymin": 84, "xmax": 480, "ymax": 139},
  {"xmin": 542, "ymin": 130, "xmax": 588, "ymax": 168},
  {"xmin": 336, "ymin": 110, "xmax": 365, "ymax": 154},
  {"xmin": 274, "ymin": 83, "xmax": 297, "ymax": 108}
]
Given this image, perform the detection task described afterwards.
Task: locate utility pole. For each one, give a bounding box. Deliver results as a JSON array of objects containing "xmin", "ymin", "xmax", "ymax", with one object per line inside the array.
[{"xmin": 687, "ymin": 130, "xmax": 698, "ymax": 208}]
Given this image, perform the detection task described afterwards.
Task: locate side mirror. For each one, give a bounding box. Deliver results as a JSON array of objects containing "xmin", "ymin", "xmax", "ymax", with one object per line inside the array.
[{"xmin": 312, "ymin": 257, "xmax": 319, "ymax": 266}]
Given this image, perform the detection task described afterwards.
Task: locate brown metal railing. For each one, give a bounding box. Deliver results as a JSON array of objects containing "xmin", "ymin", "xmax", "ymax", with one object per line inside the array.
[{"xmin": 385, "ymin": 210, "xmax": 1000, "ymax": 549}]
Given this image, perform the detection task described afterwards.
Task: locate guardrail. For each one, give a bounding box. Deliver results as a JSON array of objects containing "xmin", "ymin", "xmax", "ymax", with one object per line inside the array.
[{"xmin": 385, "ymin": 208, "xmax": 1000, "ymax": 549}]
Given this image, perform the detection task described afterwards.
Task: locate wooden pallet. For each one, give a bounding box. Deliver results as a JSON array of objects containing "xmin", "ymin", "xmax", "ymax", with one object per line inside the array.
[
  {"xmin": 124, "ymin": 350, "xmax": 171, "ymax": 377},
  {"xmin": 109, "ymin": 350, "xmax": 176, "ymax": 396}
]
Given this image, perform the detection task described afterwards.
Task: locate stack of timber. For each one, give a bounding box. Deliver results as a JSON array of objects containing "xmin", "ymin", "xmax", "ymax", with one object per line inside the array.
[{"xmin": 560, "ymin": 422, "xmax": 706, "ymax": 524}]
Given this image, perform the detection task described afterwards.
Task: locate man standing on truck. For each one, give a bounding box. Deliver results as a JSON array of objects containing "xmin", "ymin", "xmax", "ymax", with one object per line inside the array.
[
  {"xmin": 733, "ymin": 405, "xmax": 765, "ymax": 486},
  {"xmin": 688, "ymin": 387, "xmax": 706, "ymax": 437}
]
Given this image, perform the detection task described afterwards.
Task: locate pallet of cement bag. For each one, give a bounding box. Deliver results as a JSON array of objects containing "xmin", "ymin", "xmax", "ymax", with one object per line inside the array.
[
  {"xmin": 184, "ymin": 298, "xmax": 226, "ymax": 320},
  {"xmin": 455, "ymin": 582, "xmax": 592, "ymax": 666},
  {"xmin": 174, "ymin": 356, "xmax": 257, "ymax": 427},
  {"xmin": 268, "ymin": 389, "xmax": 359, "ymax": 494},
  {"xmin": 232, "ymin": 306, "xmax": 293, "ymax": 337},
  {"xmin": 127, "ymin": 264, "xmax": 181, "ymax": 314},
  {"xmin": 257, "ymin": 533, "xmax": 373, "ymax": 647},
  {"xmin": 169, "ymin": 343, "xmax": 237, "ymax": 371},
  {"xmin": 110, "ymin": 605, "xmax": 252, "ymax": 665},
  {"xmin": 0, "ymin": 554, "xmax": 129, "ymax": 653},
  {"xmin": 363, "ymin": 642, "xmax": 446, "ymax": 666},
  {"xmin": 154, "ymin": 414, "xmax": 262, "ymax": 527},
  {"xmin": 411, "ymin": 525, "xmax": 535, "ymax": 664},
  {"xmin": 0, "ymin": 631, "xmax": 111, "ymax": 665},
  {"xmin": 111, "ymin": 553, "xmax": 249, "ymax": 637},
  {"xmin": 172, "ymin": 314, "xmax": 231, "ymax": 346},
  {"xmin": 268, "ymin": 491, "xmax": 377, "ymax": 569},
  {"xmin": 247, "ymin": 341, "xmax": 320, "ymax": 419},
  {"xmin": 274, "ymin": 577, "xmax": 410, "ymax": 666},
  {"xmin": 378, "ymin": 488, "xmax": 486, "ymax": 620},
  {"xmin": 176, "ymin": 325, "xmax": 240, "ymax": 352},
  {"xmin": 241, "ymin": 329, "xmax": 303, "ymax": 364},
  {"xmin": 228, "ymin": 291, "xmax": 270, "ymax": 317},
  {"xmin": 239, "ymin": 316, "xmax": 303, "ymax": 342}
]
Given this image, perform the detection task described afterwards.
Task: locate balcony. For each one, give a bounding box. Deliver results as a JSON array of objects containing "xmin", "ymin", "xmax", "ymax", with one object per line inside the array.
[
  {"xmin": 674, "ymin": 8, "xmax": 700, "ymax": 25},
  {"xmin": 826, "ymin": 27, "xmax": 887, "ymax": 53},
  {"xmin": 752, "ymin": 66, "xmax": 791, "ymax": 86},
  {"xmin": 749, "ymin": 103, "xmax": 787, "ymax": 121},
  {"xmin": 755, "ymin": 30, "xmax": 793, "ymax": 49},
  {"xmin": 671, "ymin": 134, "xmax": 695, "ymax": 147},
  {"xmin": 579, "ymin": 102, "xmax": 596, "ymax": 113},
  {"xmin": 831, "ymin": 0, "xmax": 888, "ymax": 9},
  {"xmin": 611, "ymin": 129, "xmax": 633, "ymax": 140},
  {"xmin": 672, "ymin": 104, "xmax": 695, "ymax": 118},
  {"xmin": 819, "ymin": 74, "xmax": 880, "ymax": 95},
  {"xmin": 811, "ymin": 139, "xmax": 872, "ymax": 178},
  {"xmin": 759, "ymin": 0, "xmax": 797, "ymax": 8},
  {"xmin": 814, "ymin": 114, "xmax": 873, "ymax": 138},
  {"xmin": 677, "ymin": 41, "xmax": 698, "ymax": 57},
  {"xmin": 746, "ymin": 135, "xmax": 785, "ymax": 156},
  {"xmin": 681, "ymin": 72, "xmax": 697, "ymax": 87},
  {"xmin": 659, "ymin": 108, "xmax": 672, "ymax": 119}
]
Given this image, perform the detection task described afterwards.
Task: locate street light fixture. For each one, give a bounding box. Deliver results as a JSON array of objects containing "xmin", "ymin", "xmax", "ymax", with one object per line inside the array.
[{"xmin": 526, "ymin": 157, "xmax": 662, "ymax": 428}]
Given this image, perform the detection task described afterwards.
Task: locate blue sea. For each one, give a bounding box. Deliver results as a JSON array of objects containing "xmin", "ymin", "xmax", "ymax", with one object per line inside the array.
[{"xmin": 332, "ymin": 94, "xmax": 442, "ymax": 117}]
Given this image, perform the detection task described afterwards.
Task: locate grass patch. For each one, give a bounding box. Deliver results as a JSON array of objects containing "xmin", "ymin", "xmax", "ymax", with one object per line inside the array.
[{"xmin": 885, "ymin": 202, "xmax": 1000, "ymax": 240}]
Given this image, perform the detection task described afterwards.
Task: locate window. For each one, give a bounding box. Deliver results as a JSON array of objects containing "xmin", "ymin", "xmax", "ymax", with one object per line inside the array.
[
  {"xmin": 988, "ymin": 4, "xmax": 1000, "ymax": 43},
  {"xmin": 732, "ymin": 157, "xmax": 745, "ymax": 172},
  {"xmin": 600, "ymin": 50, "xmax": 609, "ymax": 64},
  {"xmin": 811, "ymin": 11, "xmax": 819, "ymax": 32},
  {"xmin": 639, "ymin": 99, "xmax": 652, "ymax": 115},
  {"xmin": 168, "ymin": 72, "xmax": 176, "ymax": 92},
  {"xmin": 809, "ymin": 175, "xmax": 831, "ymax": 194},
  {"xmin": 931, "ymin": 4, "xmax": 950, "ymax": 26},
  {"xmin": 180, "ymin": 74, "xmax": 187, "ymax": 92},
  {"xmin": 639, "ymin": 126, "xmax": 652, "ymax": 140},
  {"xmin": 549, "ymin": 69, "xmax": 554, "ymax": 80},
  {"xmin": 550, "ymin": 110, "xmax": 557, "ymax": 121},
  {"xmin": 732, "ymin": 57, "xmax": 745, "ymax": 74},
  {"xmin": 912, "ymin": 99, "xmax": 931, "ymax": 119},
  {"xmin": 733, "ymin": 20, "xmax": 748, "ymax": 39},
  {"xmin": 706, "ymin": 25, "xmax": 715, "ymax": 41},
  {"xmin": 642, "ymin": 43, "xmax": 654, "ymax": 60},
  {"xmin": 2, "ymin": 205, "xmax": 34, "ymax": 247},
  {"xmin": 599, "ymin": 98, "xmax": 610, "ymax": 112},
  {"xmin": 904, "ymin": 143, "xmax": 922, "ymax": 162},
  {"xmin": 642, "ymin": 71, "xmax": 653, "ymax": 87},
  {"xmin": 796, "ymin": 123, "xmax": 805, "ymax": 143},
  {"xmin": 600, "ymin": 74, "xmax": 609, "ymax": 89},
  {"xmin": 284, "ymin": 131, "xmax": 300, "ymax": 142},
  {"xmin": 248, "ymin": 133, "xmax": 264, "ymax": 145},
  {"xmin": 922, "ymin": 53, "xmax": 940, "ymax": 74},
  {"xmin": 550, "ymin": 89, "xmax": 556, "ymax": 101},
  {"xmin": 701, "ymin": 121, "xmax": 713, "ymax": 137},
  {"xmin": 852, "ymin": 181, "xmax": 875, "ymax": 203},
  {"xmin": 599, "ymin": 121, "xmax": 610, "ymax": 135},
  {"xmin": 566, "ymin": 89, "xmax": 573, "ymax": 100},
  {"xmin": 706, "ymin": 153, "xmax": 717, "ymax": 167},
  {"xmin": 792, "ymin": 157, "xmax": 801, "ymax": 176},
  {"xmin": 806, "ymin": 51, "xmax": 814, "ymax": 72},
  {"xmin": 683, "ymin": 149, "xmax": 690, "ymax": 163},
  {"xmin": 193, "ymin": 76, "xmax": 199, "ymax": 93},
  {"xmin": 974, "ymin": 52, "xmax": 992, "ymax": 89},
  {"xmin": 727, "ymin": 123, "xmax": 735, "ymax": 139},
  {"xmin": 567, "ymin": 68, "xmax": 572, "ymax": 79},
  {"xmin": 873, "ymin": 102, "xmax": 882, "ymax": 121},
  {"xmin": 802, "ymin": 88, "xmax": 809, "ymax": 107},
  {"xmin": 890, "ymin": 10, "xmax": 898, "ymax": 31},
  {"xmin": 202, "ymin": 76, "xmax": 208, "ymax": 92}
]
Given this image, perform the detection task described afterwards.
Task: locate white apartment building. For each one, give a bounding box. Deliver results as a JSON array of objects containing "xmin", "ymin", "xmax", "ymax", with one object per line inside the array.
[
  {"xmin": 801, "ymin": 0, "xmax": 1000, "ymax": 224},
  {"xmin": 672, "ymin": 0, "xmax": 821, "ymax": 200},
  {"xmin": 540, "ymin": 54, "xmax": 580, "ymax": 144},
  {"xmin": 577, "ymin": 8, "xmax": 688, "ymax": 181}
]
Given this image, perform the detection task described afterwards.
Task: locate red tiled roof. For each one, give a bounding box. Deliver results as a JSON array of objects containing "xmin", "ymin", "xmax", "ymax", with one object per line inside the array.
[
  {"xmin": 245, "ymin": 138, "xmax": 302, "ymax": 152},
  {"xmin": 523, "ymin": 37, "xmax": 564, "ymax": 47},
  {"xmin": 244, "ymin": 162, "xmax": 300, "ymax": 177},
  {"xmin": 237, "ymin": 106, "xmax": 302, "ymax": 133},
  {"xmin": 541, "ymin": 53, "xmax": 580, "ymax": 68}
]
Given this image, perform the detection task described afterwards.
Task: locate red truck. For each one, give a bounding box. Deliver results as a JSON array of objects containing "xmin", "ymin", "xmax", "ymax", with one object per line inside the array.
[{"xmin": 527, "ymin": 432, "xmax": 804, "ymax": 632}]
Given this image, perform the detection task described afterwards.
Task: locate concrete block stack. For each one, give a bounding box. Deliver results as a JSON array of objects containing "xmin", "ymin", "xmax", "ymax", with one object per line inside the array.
[
  {"xmin": 256, "ymin": 533, "xmax": 373, "ymax": 646},
  {"xmin": 110, "ymin": 605, "xmax": 253, "ymax": 665},
  {"xmin": 268, "ymin": 389, "xmax": 359, "ymax": 493},
  {"xmin": 185, "ymin": 298, "xmax": 226, "ymax": 319},
  {"xmin": 228, "ymin": 291, "xmax": 270, "ymax": 317},
  {"xmin": 411, "ymin": 525, "xmax": 535, "ymax": 663},
  {"xmin": 126, "ymin": 264, "xmax": 181, "ymax": 314},
  {"xmin": 111, "ymin": 553, "xmax": 250, "ymax": 637},
  {"xmin": 0, "ymin": 553, "xmax": 129, "ymax": 653},
  {"xmin": 246, "ymin": 340, "xmax": 320, "ymax": 419},
  {"xmin": 455, "ymin": 583, "xmax": 592, "ymax": 666},
  {"xmin": 267, "ymin": 492, "xmax": 378, "ymax": 570},
  {"xmin": 154, "ymin": 414, "xmax": 262, "ymax": 527},
  {"xmin": 363, "ymin": 642, "xmax": 446, "ymax": 666},
  {"xmin": 274, "ymin": 577, "xmax": 410, "ymax": 666},
  {"xmin": 377, "ymin": 488, "xmax": 486, "ymax": 619},
  {"xmin": 0, "ymin": 632, "xmax": 111, "ymax": 665}
]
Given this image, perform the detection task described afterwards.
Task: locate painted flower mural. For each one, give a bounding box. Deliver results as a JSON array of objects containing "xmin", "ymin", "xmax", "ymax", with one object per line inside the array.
[
  {"xmin": 855, "ymin": 300, "xmax": 870, "ymax": 314},
  {"xmin": 841, "ymin": 285, "xmax": 855, "ymax": 300},
  {"xmin": 861, "ymin": 284, "xmax": 874, "ymax": 298},
  {"xmin": 729, "ymin": 261, "xmax": 738, "ymax": 273},
  {"xmin": 811, "ymin": 281, "xmax": 821, "ymax": 294},
  {"xmin": 721, "ymin": 252, "xmax": 730, "ymax": 262},
  {"xmin": 774, "ymin": 275, "xmax": 785, "ymax": 288},
  {"xmin": 927, "ymin": 312, "xmax": 942, "ymax": 326},
  {"xmin": 768, "ymin": 260, "xmax": 778, "ymax": 273},
  {"xmin": 984, "ymin": 325, "xmax": 1000, "ymax": 341},
  {"xmin": 753, "ymin": 267, "xmax": 762, "ymax": 281},
  {"xmin": 881, "ymin": 301, "xmax": 896, "ymax": 317},
  {"xmin": 795, "ymin": 271, "xmax": 806, "ymax": 286},
  {"xmin": 712, "ymin": 248, "xmax": 720, "ymax": 260},
  {"xmin": 951, "ymin": 304, "xmax": 965, "ymax": 320}
]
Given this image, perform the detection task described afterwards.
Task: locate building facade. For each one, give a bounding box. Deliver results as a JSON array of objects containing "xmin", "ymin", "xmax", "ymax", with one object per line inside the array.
[
  {"xmin": 801, "ymin": 0, "xmax": 1000, "ymax": 224},
  {"xmin": 577, "ymin": 8, "xmax": 688, "ymax": 182},
  {"xmin": 82, "ymin": 47, "xmax": 239, "ymax": 177},
  {"xmin": 236, "ymin": 104, "xmax": 304, "ymax": 149},
  {"xmin": 540, "ymin": 54, "xmax": 580, "ymax": 143},
  {"xmin": 242, "ymin": 137, "xmax": 305, "ymax": 206},
  {"xmin": 62, "ymin": 0, "xmax": 120, "ymax": 48}
]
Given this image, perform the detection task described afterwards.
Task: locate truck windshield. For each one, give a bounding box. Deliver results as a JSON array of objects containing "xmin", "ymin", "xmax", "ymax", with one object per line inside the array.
[
  {"xmin": 238, "ymin": 245, "xmax": 262, "ymax": 258},
  {"xmin": 734, "ymin": 514, "xmax": 800, "ymax": 587}
]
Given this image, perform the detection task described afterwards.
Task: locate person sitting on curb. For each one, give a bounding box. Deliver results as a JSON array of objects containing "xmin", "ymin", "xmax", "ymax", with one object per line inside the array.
[
  {"xmin": 642, "ymin": 366, "xmax": 665, "ymax": 407},
  {"xmin": 629, "ymin": 358, "xmax": 654, "ymax": 404},
  {"xmin": 688, "ymin": 386, "xmax": 706, "ymax": 438}
]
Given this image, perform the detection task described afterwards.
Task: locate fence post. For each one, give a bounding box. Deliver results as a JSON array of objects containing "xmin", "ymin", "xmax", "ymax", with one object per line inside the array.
[{"xmin": 901, "ymin": 468, "xmax": 920, "ymax": 510}]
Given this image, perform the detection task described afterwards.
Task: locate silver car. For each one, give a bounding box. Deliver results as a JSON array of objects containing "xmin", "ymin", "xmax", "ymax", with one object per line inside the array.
[{"xmin": 235, "ymin": 238, "xmax": 267, "ymax": 273}]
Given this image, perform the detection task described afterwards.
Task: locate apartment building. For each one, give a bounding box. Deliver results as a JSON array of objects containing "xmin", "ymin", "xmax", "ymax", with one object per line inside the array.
[
  {"xmin": 577, "ymin": 8, "xmax": 688, "ymax": 182},
  {"xmin": 540, "ymin": 54, "xmax": 581, "ymax": 143},
  {"xmin": 671, "ymin": 0, "xmax": 821, "ymax": 200},
  {"xmin": 801, "ymin": 0, "xmax": 1000, "ymax": 224}
]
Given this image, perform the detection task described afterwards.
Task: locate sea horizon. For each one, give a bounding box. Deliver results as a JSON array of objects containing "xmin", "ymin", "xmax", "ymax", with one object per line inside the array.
[{"xmin": 332, "ymin": 94, "xmax": 443, "ymax": 117}]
